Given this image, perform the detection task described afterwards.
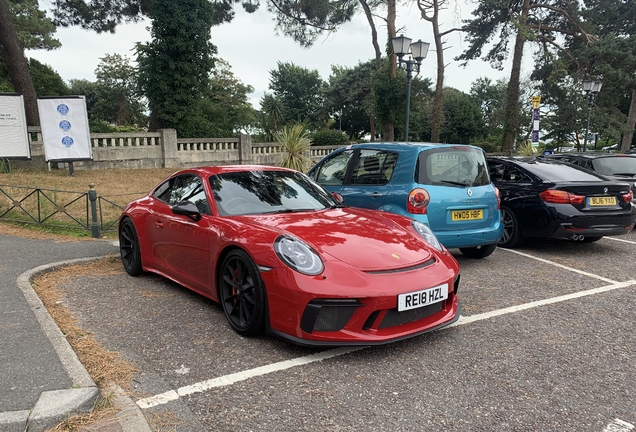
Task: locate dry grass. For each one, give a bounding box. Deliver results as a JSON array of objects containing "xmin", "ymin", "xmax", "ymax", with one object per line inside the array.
[
  {"xmin": 0, "ymin": 167, "xmax": 179, "ymax": 237},
  {"xmin": 0, "ymin": 167, "xmax": 179, "ymax": 194},
  {"xmin": 32, "ymin": 256, "xmax": 139, "ymax": 432}
]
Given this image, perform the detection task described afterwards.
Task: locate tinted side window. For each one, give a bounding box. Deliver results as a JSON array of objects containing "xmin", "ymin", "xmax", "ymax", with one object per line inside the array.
[
  {"xmin": 503, "ymin": 166, "xmax": 529, "ymax": 183},
  {"xmin": 350, "ymin": 150, "xmax": 398, "ymax": 185},
  {"xmin": 154, "ymin": 178, "xmax": 176, "ymax": 203},
  {"xmin": 154, "ymin": 174, "xmax": 209, "ymax": 214},
  {"xmin": 314, "ymin": 150, "xmax": 354, "ymax": 185},
  {"xmin": 488, "ymin": 161, "xmax": 505, "ymax": 182}
]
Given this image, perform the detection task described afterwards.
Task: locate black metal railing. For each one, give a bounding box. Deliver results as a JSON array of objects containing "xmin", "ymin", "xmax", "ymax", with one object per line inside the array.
[{"xmin": 0, "ymin": 184, "xmax": 143, "ymax": 238}]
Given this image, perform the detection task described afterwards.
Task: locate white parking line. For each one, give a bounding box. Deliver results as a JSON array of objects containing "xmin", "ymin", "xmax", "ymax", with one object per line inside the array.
[
  {"xmin": 449, "ymin": 280, "xmax": 636, "ymax": 328},
  {"xmin": 499, "ymin": 248, "xmax": 618, "ymax": 283},
  {"xmin": 136, "ymin": 277, "xmax": 636, "ymax": 410},
  {"xmin": 605, "ymin": 236, "xmax": 636, "ymax": 245},
  {"xmin": 136, "ymin": 347, "xmax": 364, "ymax": 409},
  {"xmin": 603, "ymin": 418, "xmax": 635, "ymax": 432}
]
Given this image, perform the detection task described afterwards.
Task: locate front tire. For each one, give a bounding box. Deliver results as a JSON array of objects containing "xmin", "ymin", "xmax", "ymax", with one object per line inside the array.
[
  {"xmin": 498, "ymin": 206, "xmax": 524, "ymax": 248},
  {"xmin": 119, "ymin": 218, "xmax": 143, "ymax": 276},
  {"xmin": 219, "ymin": 250, "xmax": 266, "ymax": 336},
  {"xmin": 459, "ymin": 242, "xmax": 497, "ymax": 259}
]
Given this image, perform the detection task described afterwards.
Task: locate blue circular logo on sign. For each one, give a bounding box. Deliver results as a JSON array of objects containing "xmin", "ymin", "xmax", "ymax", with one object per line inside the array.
[
  {"xmin": 59, "ymin": 120, "xmax": 71, "ymax": 131},
  {"xmin": 61, "ymin": 136, "xmax": 74, "ymax": 147},
  {"xmin": 57, "ymin": 104, "xmax": 70, "ymax": 115}
]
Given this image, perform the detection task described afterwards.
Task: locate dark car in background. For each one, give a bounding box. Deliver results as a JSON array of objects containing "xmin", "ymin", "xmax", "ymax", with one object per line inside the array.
[
  {"xmin": 308, "ymin": 142, "xmax": 503, "ymax": 259},
  {"xmin": 540, "ymin": 153, "xmax": 636, "ymax": 196},
  {"xmin": 487, "ymin": 157, "xmax": 635, "ymax": 248}
]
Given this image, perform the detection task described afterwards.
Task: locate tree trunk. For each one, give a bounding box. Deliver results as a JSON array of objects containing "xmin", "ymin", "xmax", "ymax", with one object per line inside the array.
[
  {"xmin": 620, "ymin": 88, "xmax": 636, "ymax": 152},
  {"xmin": 359, "ymin": 0, "xmax": 381, "ymax": 141},
  {"xmin": 0, "ymin": 0, "xmax": 39, "ymax": 125},
  {"xmin": 501, "ymin": 0, "xmax": 530, "ymax": 152},
  {"xmin": 383, "ymin": 0, "xmax": 397, "ymax": 141},
  {"xmin": 429, "ymin": 0, "xmax": 444, "ymax": 143},
  {"xmin": 359, "ymin": 0, "xmax": 382, "ymax": 70}
]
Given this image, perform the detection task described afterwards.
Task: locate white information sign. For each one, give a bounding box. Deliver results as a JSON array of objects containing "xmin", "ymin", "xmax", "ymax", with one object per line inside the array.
[
  {"xmin": 37, "ymin": 96, "xmax": 92, "ymax": 162},
  {"xmin": 0, "ymin": 93, "xmax": 31, "ymax": 159}
]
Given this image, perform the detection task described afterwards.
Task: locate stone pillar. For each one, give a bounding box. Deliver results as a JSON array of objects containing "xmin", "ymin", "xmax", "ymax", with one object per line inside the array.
[
  {"xmin": 159, "ymin": 129, "xmax": 179, "ymax": 168},
  {"xmin": 239, "ymin": 134, "xmax": 252, "ymax": 164}
]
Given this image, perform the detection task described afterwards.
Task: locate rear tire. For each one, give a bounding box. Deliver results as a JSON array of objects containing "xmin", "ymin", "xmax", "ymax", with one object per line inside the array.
[
  {"xmin": 498, "ymin": 206, "xmax": 524, "ymax": 248},
  {"xmin": 119, "ymin": 218, "xmax": 143, "ymax": 276},
  {"xmin": 459, "ymin": 242, "xmax": 497, "ymax": 259}
]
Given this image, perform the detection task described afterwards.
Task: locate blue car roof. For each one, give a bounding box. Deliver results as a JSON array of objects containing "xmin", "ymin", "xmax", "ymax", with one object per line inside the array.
[{"xmin": 340, "ymin": 142, "xmax": 485, "ymax": 152}]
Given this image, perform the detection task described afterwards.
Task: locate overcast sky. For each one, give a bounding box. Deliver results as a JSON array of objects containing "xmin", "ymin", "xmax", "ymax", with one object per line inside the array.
[{"xmin": 26, "ymin": 3, "xmax": 523, "ymax": 108}]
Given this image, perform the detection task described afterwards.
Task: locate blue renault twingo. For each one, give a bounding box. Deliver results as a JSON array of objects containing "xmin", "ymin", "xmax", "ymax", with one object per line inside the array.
[{"xmin": 307, "ymin": 142, "xmax": 503, "ymax": 258}]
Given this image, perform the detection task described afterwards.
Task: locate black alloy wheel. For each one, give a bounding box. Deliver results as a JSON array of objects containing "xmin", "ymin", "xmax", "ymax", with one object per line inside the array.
[
  {"xmin": 119, "ymin": 218, "xmax": 143, "ymax": 276},
  {"xmin": 498, "ymin": 206, "xmax": 524, "ymax": 248},
  {"xmin": 219, "ymin": 250, "xmax": 266, "ymax": 336}
]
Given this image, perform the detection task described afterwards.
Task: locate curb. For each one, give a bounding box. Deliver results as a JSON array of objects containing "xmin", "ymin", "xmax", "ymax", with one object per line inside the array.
[{"xmin": 0, "ymin": 256, "xmax": 150, "ymax": 432}]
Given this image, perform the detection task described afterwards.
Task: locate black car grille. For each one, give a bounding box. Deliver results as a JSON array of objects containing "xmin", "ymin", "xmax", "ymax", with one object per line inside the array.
[{"xmin": 378, "ymin": 302, "xmax": 443, "ymax": 329}]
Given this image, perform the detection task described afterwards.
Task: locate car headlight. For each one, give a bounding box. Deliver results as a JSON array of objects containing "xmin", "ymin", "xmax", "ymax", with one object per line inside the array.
[
  {"xmin": 411, "ymin": 221, "xmax": 443, "ymax": 252},
  {"xmin": 274, "ymin": 236, "xmax": 324, "ymax": 275}
]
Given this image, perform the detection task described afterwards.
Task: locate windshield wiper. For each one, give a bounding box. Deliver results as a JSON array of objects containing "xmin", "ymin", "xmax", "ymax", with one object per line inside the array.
[
  {"xmin": 612, "ymin": 172, "xmax": 636, "ymax": 176},
  {"xmin": 261, "ymin": 208, "xmax": 318, "ymax": 214},
  {"xmin": 439, "ymin": 179, "xmax": 472, "ymax": 187}
]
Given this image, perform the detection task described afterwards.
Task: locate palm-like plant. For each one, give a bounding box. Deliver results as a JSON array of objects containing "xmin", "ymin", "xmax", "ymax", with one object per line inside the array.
[{"xmin": 275, "ymin": 124, "xmax": 313, "ymax": 172}]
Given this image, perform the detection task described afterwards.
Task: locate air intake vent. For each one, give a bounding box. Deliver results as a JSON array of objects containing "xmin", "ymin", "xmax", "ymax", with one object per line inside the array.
[
  {"xmin": 379, "ymin": 302, "xmax": 442, "ymax": 329},
  {"xmin": 301, "ymin": 299, "xmax": 361, "ymax": 334}
]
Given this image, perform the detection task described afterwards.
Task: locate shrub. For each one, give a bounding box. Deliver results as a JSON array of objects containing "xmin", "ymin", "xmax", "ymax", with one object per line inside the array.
[
  {"xmin": 276, "ymin": 124, "xmax": 313, "ymax": 173},
  {"xmin": 309, "ymin": 129, "xmax": 349, "ymax": 147}
]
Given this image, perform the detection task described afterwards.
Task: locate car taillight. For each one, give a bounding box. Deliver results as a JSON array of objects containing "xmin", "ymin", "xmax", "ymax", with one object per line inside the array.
[
  {"xmin": 495, "ymin": 186, "xmax": 501, "ymax": 210},
  {"xmin": 622, "ymin": 190, "xmax": 633, "ymax": 203},
  {"xmin": 539, "ymin": 189, "xmax": 585, "ymax": 204},
  {"xmin": 407, "ymin": 188, "xmax": 430, "ymax": 214}
]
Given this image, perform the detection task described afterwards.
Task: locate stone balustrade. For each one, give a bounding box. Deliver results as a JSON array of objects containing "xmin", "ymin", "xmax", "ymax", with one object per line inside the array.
[{"xmin": 14, "ymin": 127, "xmax": 342, "ymax": 171}]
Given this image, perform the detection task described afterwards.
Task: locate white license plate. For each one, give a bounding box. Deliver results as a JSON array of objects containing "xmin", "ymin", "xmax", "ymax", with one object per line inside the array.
[{"xmin": 397, "ymin": 283, "xmax": 448, "ymax": 312}]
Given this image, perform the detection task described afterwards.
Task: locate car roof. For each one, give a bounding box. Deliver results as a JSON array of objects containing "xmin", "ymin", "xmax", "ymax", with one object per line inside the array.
[
  {"xmin": 547, "ymin": 153, "xmax": 636, "ymax": 159},
  {"xmin": 174, "ymin": 165, "xmax": 298, "ymax": 177},
  {"xmin": 339, "ymin": 142, "xmax": 485, "ymax": 152},
  {"xmin": 487, "ymin": 156, "xmax": 609, "ymax": 180}
]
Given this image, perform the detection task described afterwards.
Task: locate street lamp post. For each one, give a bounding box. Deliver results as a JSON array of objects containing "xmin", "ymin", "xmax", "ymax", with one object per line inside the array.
[
  {"xmin": 582, "ymin": 79, "xmax": 602, "ymax": 152},
  {"xmin": 392, "ymin": 35, "xmax": 430, "ymax": 142}
]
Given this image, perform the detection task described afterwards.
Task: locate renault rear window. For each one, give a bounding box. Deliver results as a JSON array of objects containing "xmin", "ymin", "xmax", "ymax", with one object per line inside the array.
[{"xmin": 417, "ymin": 147, "xmax": 490, "ymax": 187}]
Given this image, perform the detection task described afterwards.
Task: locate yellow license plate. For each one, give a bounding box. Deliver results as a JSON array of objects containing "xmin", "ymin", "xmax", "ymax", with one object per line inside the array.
[
  {"xmin": 589, "ymin": 196, "xmax": 616, "ymax": 206},
  {"xmin": 451, "ymin": 209, "xmax": 484, "ymax": 221}
]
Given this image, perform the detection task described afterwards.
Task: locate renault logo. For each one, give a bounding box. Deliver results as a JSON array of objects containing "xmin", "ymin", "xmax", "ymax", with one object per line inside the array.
[
  {"xmin": 604, "ymin": 187, "xmax": 608, "ymax": 194},
  {"xmin": 467, "ymin": 189, "xmax": 473, "ymax": 197}
]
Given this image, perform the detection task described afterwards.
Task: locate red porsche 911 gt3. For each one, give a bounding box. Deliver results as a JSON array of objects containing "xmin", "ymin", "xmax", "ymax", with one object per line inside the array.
[{"xmin": 118, "ymin": 165, "xmax": 461, "ymax": 346}]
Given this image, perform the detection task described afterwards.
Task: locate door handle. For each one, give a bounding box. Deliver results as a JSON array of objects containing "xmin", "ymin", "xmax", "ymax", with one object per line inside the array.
[
  {"xmin": 155, "ymin": 219, "xmax": 164, "ymax": 228},
  {"xmin": 369, "ymin": 192, "xmax": 383, "ymax": 197}
]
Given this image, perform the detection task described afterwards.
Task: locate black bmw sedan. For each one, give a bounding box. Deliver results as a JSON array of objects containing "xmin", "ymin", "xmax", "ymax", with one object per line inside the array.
[{"xmin": 487, "ymin": 157, "xmax": 636, "ymax": 248}]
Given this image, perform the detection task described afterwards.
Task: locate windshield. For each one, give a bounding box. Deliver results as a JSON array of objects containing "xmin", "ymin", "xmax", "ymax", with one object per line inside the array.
[
  {"xmin": 592, "ymin": 157, "xmax": 636, "ymax": 176},
  {"xmin": 210, "ymin": 170, "xmax": 339, "ymax": 216},
  {"xmin": 417, "ymin": 147, "xmax": 491, "ymax": 187}
]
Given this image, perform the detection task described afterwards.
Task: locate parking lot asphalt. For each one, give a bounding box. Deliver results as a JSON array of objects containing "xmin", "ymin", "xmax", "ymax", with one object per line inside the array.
[
  {"xmin": 2, "ymin": 229, "xmax": 635, "ymax": 431},
  {"xmin": 0, "ymin": 233, "xmax": 150, "ymax": 432}
]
